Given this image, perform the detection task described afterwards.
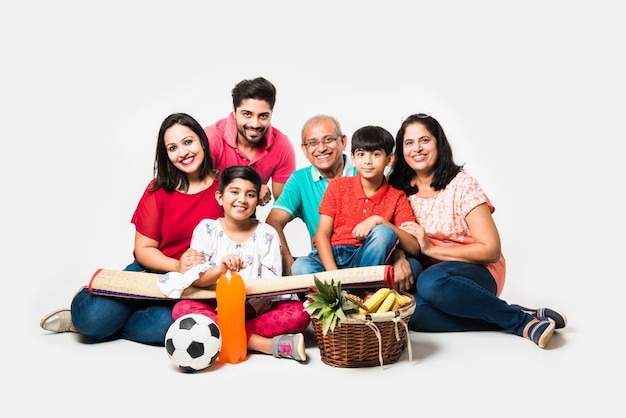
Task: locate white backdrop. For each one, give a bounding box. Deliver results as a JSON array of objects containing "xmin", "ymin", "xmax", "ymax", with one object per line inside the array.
[{"xmin": 2, "ymin": 1, "xmax": 624, "ymax": 414}]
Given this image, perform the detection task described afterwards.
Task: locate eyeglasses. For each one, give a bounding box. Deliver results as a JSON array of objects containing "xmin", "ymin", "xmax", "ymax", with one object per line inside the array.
[
  {"xmin": 400, "ymin": 112, "xmax": 432, "ymax": 122},
  {"xmin": 303, "ymin": 136, "xmax": 340, "ymax": 149}
]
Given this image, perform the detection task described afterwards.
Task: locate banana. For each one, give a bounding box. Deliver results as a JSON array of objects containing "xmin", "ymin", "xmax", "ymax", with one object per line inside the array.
[
  {"xmin": 394, "ymin": 290, "xmax": 408, "ymax": 306},
  {"xmin": 376, "ymin": 291, "xmax": 397, "ymax": 313},
  {"xmin": 390, "ymin": 292, "xmax": 401, "ymax": 311},
  {"xmin": 359, "ymin": 287, "xmax": 391, "ymax": 314}
]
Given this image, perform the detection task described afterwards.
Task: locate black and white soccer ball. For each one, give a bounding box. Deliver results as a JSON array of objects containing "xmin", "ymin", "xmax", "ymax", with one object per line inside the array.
[{"xmin": 165, "ymin": 313, "xmax": 221, "ymax": 372}]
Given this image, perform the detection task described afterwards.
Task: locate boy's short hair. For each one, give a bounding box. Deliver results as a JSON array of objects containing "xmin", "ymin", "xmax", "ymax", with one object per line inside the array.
[{"xmin": 350, "ymin": 125, "xmax": 394, "ymax": 155}]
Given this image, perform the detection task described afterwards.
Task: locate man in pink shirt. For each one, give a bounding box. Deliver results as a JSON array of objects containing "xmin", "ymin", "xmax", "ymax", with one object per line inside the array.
[{"xmin": 205, "ymin": 77, "xmax": 296, "ymax": 206}]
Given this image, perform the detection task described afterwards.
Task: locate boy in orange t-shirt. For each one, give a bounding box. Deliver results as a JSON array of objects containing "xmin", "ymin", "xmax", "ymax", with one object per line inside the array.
[{"xmin": 291, "ymin": 125, "xmax": 421, "ymax": 277}]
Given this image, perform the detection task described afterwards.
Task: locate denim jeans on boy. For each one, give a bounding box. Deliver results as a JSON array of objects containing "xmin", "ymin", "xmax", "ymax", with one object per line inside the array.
[
  {"xmin": 291, "ymin": 224, "xmax": 402, "ymax": 275},
  {"xmin": 409, "ymin": 260, "xmax": 529, "ymax": 336},
  {"xmin": 70, "ymin": 261, "xmax": 175, "ymax": 345}
]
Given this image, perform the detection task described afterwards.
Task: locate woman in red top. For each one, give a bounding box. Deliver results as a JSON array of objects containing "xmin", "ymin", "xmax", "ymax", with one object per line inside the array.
[{"xmin": 40, "ymin": 113, "xmax": 223, "ymax": 345}]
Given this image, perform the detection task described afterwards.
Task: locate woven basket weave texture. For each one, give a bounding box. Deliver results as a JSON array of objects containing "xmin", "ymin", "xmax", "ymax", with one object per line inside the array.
[{"xmin": 311, "ymin": 293, "xmax": 415, "ymax": 368}]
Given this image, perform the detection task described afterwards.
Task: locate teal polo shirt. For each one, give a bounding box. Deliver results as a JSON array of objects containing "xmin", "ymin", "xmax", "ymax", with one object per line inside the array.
[{"xmin": 272, "ymin": 155, "xmax": 356, "ymax": 250}]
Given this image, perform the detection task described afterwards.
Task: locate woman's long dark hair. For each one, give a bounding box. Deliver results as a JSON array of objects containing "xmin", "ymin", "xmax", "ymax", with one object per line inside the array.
[
  {"xmin": 387, "ymin": 113, "xmax": 463, "ymax": 196},
  {"xmin": 152, "ymin": 113, "xmax": 216, "ymax": 193}
]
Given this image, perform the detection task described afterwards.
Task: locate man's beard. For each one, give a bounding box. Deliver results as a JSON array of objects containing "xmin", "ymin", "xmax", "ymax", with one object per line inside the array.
[{"xmin": 238, "ymin": 125, "xmax": 267, "ymax": 144}]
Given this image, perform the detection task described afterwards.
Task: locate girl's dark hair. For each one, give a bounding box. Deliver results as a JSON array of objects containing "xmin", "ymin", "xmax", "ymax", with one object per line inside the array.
[
  {"xmin": 231, "ymin": 77, "xmax": 277, "ymax": 110},
  {"xmin": 351, "ymin": 125, "xmax": 395, "ymax": 155},
  {"xmin": 219, "ymin": 166, "xmax": 262, "ymax": 195},
  {"xmin": 387, "ymin": 114, "xmax": 463, "ymax": 196},
  {"xmin": 152, "ymin": 113, "xmax": 216, "ymax": 193}
]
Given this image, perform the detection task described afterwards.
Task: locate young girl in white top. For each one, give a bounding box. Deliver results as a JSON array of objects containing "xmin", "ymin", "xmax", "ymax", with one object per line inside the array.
[{"xmin": 171, "ymin": 165, "xmax": 310, "ymax": 361}]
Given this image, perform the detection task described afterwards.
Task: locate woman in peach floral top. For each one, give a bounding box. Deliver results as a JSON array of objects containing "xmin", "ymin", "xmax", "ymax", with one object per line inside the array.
[{"xmin": 387, "ymin": 113, "xmax": 566, "ymax": 349}]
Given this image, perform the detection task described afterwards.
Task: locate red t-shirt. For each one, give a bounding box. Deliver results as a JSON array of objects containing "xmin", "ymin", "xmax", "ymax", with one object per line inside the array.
[
  {"xmin": 317, "ymin": 174, "xmax": 416, "ymax": 247},
  {"xmin": 130, "ymin": 179, "xmax": 224, "ymax": 260}
]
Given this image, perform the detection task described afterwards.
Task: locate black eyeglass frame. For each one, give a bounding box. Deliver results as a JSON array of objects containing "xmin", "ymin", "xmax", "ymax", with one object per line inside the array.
[{"xmin": 302, "ymin": 136, "xmax": 341, "ymax": 149}]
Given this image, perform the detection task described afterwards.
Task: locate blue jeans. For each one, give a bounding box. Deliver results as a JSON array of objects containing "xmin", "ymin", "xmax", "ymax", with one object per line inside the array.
[
  {"xmin": 291, "ymin": 224, "xmax": 400, "ymax": 275},
  {"xmin": 70, "ymin": 261, "xmax": 175, "ymax": 345},
  {"xmin": 408, "ymin": 260, "xmax": 529, "ymax": 336}
]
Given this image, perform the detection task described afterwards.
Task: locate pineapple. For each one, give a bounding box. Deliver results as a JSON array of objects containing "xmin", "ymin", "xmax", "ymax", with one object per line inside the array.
[{"xmin": 304, "ymin": 276, "xmax": 360, "ymax": 335}]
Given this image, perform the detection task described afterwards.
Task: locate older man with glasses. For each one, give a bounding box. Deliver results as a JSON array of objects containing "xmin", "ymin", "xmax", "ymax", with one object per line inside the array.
[{"xmin": 266, "ymin": 115, "xmax": 355, "ymax": 275}]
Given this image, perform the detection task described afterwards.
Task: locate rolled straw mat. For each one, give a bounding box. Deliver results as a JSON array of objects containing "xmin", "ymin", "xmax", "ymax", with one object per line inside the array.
[{"xmin": 89, "ymin": 265, "xmax": 394, "ymax": 300}]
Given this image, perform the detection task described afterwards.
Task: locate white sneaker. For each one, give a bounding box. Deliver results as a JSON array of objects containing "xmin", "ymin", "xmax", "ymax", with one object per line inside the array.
[
  {"xmin": 271, "ymin": 333, "xmax": 306, "ymax": 362},
  {"xmin": 40, "ymin": 309, "xmax": 76, "ymax": 333}
]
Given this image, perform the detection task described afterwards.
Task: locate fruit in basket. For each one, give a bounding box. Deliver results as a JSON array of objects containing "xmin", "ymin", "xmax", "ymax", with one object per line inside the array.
[
  {"xmin": 355, "ymin": 289, "xmax": 412, "ymax": 313},
  {"xmin": 394, "ymin": 291, "xmax": 410, "ymax": 307},
  {"xmin": 304, "ymin": 276, "xmax": 359, "ymax": 335},
  {"xmin": 376, "ymin": 291, "xmax": 397, "ymax": 313},
  {"xmin": 358, "ymin": 287, "xmax": 391, "ymax": 314}
]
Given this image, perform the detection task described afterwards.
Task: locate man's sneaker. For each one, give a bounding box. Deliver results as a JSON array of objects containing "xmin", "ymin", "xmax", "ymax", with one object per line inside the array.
[
  {"xmin": 271, "ymin": 333, "xmax": 306, "ymax": 362},
  {"xmin": 512, "ymin": 304, "xmax": 567, "ymax": 329},
  {"xmin": 40, "ymin": 309, "xmax": 76, "ymax": 333},
  {"xmin": 527, "ymin": 318, "xmax": 555, "ymax": 348}
]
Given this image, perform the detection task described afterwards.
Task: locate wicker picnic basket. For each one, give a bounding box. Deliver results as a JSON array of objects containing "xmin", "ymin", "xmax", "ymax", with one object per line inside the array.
[{"xmin": 311, "ymin": 292, "xmax": 415, "ymax": 368}]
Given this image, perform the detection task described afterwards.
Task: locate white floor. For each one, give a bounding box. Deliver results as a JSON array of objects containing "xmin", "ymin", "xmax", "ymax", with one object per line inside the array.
[{"xmin": 25, "ymin": 259, "xmax": 615, "ymax": 417}]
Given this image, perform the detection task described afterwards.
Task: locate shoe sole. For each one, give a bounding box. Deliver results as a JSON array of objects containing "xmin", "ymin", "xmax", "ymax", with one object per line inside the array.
[{"xmin": 294, "ymin": 334, "xmax": 306, "ymax": 362}]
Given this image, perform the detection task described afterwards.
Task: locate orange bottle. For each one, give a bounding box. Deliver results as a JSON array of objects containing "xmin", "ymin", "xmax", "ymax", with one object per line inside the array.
[{"xmin": 216, "ymin": 269, "xmax": 247, "ymax": 364}]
